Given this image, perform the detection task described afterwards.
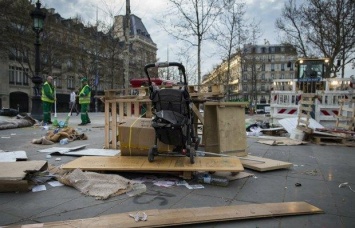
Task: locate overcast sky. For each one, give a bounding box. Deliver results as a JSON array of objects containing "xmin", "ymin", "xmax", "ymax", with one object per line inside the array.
[{"xmin": 42, "ymin": 0, "xmax": 288, "ymax": 76}]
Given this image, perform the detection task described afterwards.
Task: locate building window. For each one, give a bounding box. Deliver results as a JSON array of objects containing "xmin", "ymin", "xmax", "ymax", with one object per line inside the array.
[
  {"xmin": 9, "ymin": 66, "xmax": 15, "ymax": 84},
  {"xmin": 23, "ymin": 68, "xmax": 29, "ymax": 85},
  {"xmin": 271, "ymin": 73, "xmax": 275, "ymax": 79},
  {"xmin": 261, "ymin": 74, "xmax": 265, "ymax": 80},
  {"xmin": 261, "ymin": 85, "xmax": 265, "ymax": 91},
  {"xmin": 281, "ymin": 63, "xmax": 285, "ymax": 71},
  {"xmin": 16, "ymin": 67, "xmax": 22, "ymax": 84},
  {"xmin": 243, "ymin": 84, "xmax": 248, "ymax": 91},
  {"xmin": 67, "ymin": 76, "xmax": 75, "ymax": 89},
  {"xmin": 271, "ymin": 64, "xmax": 275, "ymax": 71},
  {"xmin": 281, "ymin": 74, "xmax": 285, "ymax": 79},
  {"xmin": 261, "ymin": 63, "xmax": 265, "ymax": 71},
  {"xmin": 56, "ymin": 77, "xmax": 62, "ymax": 88}
]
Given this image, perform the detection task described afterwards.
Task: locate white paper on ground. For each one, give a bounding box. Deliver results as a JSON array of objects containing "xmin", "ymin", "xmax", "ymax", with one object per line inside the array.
[
  {"xmin": 32, "ymin": 185, "xmax": 47, "ymax": 192},
  {"xmin": 48, "ymin": 181, "xmax": 64, "ymax": 187}
]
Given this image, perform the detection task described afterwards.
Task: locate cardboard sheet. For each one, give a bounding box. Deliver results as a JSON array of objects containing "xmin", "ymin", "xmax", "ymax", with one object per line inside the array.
[
  {"xmin": 50, "ymin": 148, "xmax": 120, "ymax": 156},
  {"xmin": 37, "ymin": 144, "xmax": 89, "ymax": 153},
  {"xmin": 278, "ymin": 117, "xmax": 324, "ymax": 133},
  {"xmin": 0, "ymin": 160, "xmax": 48, "ymax": 192}
]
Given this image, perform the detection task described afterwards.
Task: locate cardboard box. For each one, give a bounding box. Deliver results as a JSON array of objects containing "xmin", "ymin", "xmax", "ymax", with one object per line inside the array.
[{"xmin": 119, "ymin": 118, "xmax": 173, "ymax": 156}]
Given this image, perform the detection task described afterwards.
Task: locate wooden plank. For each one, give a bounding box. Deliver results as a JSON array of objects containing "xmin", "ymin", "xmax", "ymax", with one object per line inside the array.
[
  {"xmin": 61, "ymin": 156, "xmax": 244, "ymax": 172},
  {"xmin": 240, "ymin": 155, "xmax": 292, "ymax": 172},
  {"xmin": 204, "ymin": 102, "xmax": 246, "ymax": 155},
  {"xmin": 17, "ymin": 202, "xmax": 323, "ymax": 228},
  {"xmin": 112, "ymin": 102, "xmax": 117, "ymax": 149},
  {"xmin": 299, "ymin": 100, "xmax": 314, "ymax": 105},
  {"xmin": 191, "ymin": 102, "xmax": 204, "ymax": 125},
  {"xmin": 119, "ymin": 101, "xmax": 124, "ymax": 121},
  {"xmin": 299, "ymin": 106, "xmax": 313, "ymax": 112},
  {"xmin": 104, "ymin": 100, "xmax": 110, "ymax": 149},
  {"xmin": 204, "ymin": 101, "xmax": 248, "ymax": 107},
  {"xmin": 301, "ymin": 93, "xmax": 316, "ymax": 97}
]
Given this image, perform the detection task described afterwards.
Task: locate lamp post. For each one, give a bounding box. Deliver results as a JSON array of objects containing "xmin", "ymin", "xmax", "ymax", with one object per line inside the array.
[{"xmin": 30, "ymin": 0, "xmax": 46, "ymax": 120}]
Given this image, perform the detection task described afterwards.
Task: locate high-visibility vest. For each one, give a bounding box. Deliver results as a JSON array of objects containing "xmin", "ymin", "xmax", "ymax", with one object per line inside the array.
[
  {"xmin": 79, "ymin": 85, "xmax": 91, "ymax": 104},
  {"xmin": 41, "ymin": 82, "xmax": 54, "ymax": 103}
]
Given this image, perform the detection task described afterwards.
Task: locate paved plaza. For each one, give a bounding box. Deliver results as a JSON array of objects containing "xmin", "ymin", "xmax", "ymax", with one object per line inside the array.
[{"xmin": 0, "ymin": 113, "xmax": 354, "ymax": 227}]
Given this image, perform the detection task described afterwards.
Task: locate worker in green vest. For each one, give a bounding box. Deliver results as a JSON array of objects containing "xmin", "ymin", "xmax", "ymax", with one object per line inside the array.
[
  {"xmin": 41, "ymin": 76, "xmax": 55, "ymax": 124},
  {"xmin": 78, "ymin": 77, "xmax": 91, "ymax": 125}
]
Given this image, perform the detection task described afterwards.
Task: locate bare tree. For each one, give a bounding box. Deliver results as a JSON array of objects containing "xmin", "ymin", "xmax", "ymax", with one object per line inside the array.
[
  {"xmin": 157, "ymin": 0, "xmax": 223, "ymax": 90},
  {"xmin": 276, "ymin": 0, "xmax": 355, "ymax": 77},
  {"xmin": 212, "ymin": 0, "xmax": 250, "ymax": 100}
]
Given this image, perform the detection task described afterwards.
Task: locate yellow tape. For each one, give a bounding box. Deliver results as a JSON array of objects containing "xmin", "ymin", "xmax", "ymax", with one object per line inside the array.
[{"xmin": 128, "ymin": 111, "xmax": 147, "ymax": 156}]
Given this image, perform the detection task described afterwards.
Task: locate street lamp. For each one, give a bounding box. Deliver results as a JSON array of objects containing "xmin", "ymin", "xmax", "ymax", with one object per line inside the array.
[{"xmin": 30, "ymin": 0, "xmax": 46, "ymax": 120}]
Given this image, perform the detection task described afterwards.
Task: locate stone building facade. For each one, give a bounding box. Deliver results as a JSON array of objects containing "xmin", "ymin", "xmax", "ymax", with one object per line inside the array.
[
  {"xmin": 202, "ymin": 44, "xmax": 298, "ymax": 104},
  {"xmin": 0, "ymin": 3, "xmax": 157, "ymax": 113}
]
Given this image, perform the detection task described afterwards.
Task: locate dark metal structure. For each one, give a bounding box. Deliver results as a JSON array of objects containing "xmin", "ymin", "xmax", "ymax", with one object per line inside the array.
[{"xmin": 30, "ymin": 0, "xmax": 46, "ymax": 120}]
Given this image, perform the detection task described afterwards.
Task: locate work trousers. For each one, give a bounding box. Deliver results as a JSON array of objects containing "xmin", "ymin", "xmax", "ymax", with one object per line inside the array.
[
  {"xmin": 42, "ymin": 101, "xmax": 53, "ymax": 123},
  {"xmin": 80, "ymin": 103, "xmax": 91, "ymax": 124}
]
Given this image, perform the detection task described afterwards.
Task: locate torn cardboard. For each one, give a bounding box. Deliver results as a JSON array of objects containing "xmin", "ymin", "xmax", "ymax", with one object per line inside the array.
[{"xmin": 0, "ymin": 160, "xmax": 48, "ymax": 192}]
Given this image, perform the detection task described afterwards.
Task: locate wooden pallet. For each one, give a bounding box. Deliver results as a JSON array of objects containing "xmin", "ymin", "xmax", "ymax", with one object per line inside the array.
[
  {"xmin": 312, "ymin": 136, "xmax": 346, "ymax": 145},
  {"xmin": 335, "ymin": 99, "xmax": 355, "ymax": 131}
]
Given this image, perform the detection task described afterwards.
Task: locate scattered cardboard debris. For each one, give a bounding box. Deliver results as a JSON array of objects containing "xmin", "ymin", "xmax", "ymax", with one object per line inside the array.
[
  {"xmin": 51, "ymin": 148, "xmax": 119, "ymax": 156},
  {"xmin": 0, "ymin": 151, "xmax": 28, "ymax": 162},
  {"xmin": 37, "ymin": 144, "xmax": 89, "ymax": 153},
  {"xmin": 0, "ymin": 160, "xmax": 48, "ymax": 192},
  {"xmin": 18, "ymin": 202, "xmax": 323, "ymax": 227},
  {"xmin": 278, "ymin": 117, "xmax": 324, "ymax": 134},
  {"xmin": 240, "ymin": 155, "xmax": 292, "ymax": 172}
]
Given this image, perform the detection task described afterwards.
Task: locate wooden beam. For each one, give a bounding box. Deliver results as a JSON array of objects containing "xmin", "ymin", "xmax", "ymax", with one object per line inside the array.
[
  {"xmin": 191, "ymin": 103, "xmax": 204, "ymax": 125},
  {"xmin": 18, "ymin": 202, "xmax": 323, "ymax": 227}
]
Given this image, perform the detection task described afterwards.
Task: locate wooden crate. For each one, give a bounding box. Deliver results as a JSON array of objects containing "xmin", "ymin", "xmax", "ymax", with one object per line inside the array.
[
  {"xmin": 203, "ymin": 102, "xmax": 248, "ymax": 156},
  {"xmin": 104, "ymin": 98, "xmax": 152, "ymax": 149}
]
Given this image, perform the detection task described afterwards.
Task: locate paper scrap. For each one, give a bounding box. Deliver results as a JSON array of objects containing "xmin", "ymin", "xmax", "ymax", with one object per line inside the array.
[
  {"xmin": 186, "ymin": 184, "xmax": 204, "ymax": 189},
  {"xmin": 32, "ymin": 185, "xmax": 47, "ymax": 192},
  {"xmin": 48, "ymin": 181, "xmax": 64, "ymax": 187}
]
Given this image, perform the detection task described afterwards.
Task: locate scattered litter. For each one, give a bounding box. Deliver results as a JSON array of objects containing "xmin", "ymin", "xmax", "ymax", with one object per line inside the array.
[
  {"xmin": 55, "ymin": 158, "xmax": 61, "ymax": 161},
  {"xmin": 295, "ymin": 183, "xmax": 302, "ymax": 187},
  {"xmin": 32, "ymin": 185, "xmax": 47, "ymax": 192},
  {"xmin": 0, "ymin": 151, "xmax": 27, "ymax": 162},
  {"xmin": 303, "ymin": 169, "xmax": 318, "ymax": 176},
  {"xmin": 1, "ymin": 136, "xmax": 10, "ymax": 139},
  {"xmin": 338, "ymin": 182, "xmax": 355, "ymax": 192},
  {"xmin": 186, "ymin": 184, "xmax": 204, "ymax": 189},
  {"xmin": 48, "ymin": 181, "xmax": 64, "ymax": 187},
  {"xmin": 285, "ymin": 187, "xmax": 288, "ymax": 189},
  {"xmin": 10, "ymin": 133, "xmax": 16, "ymax": 136},
  {"xmin": 129, "ymin": 212, "xmax": 147, "ymax": 222},
  {"xmin": 176, "ymin": 180, "xmax": 189, "ymax": 186},
  {"xmin": 153, "ymin": 181, "xmax": 175, "ymax": 188},
  {"xmin": 46, "ymin": 155, "xmax": 52, "ymax": 159}
]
